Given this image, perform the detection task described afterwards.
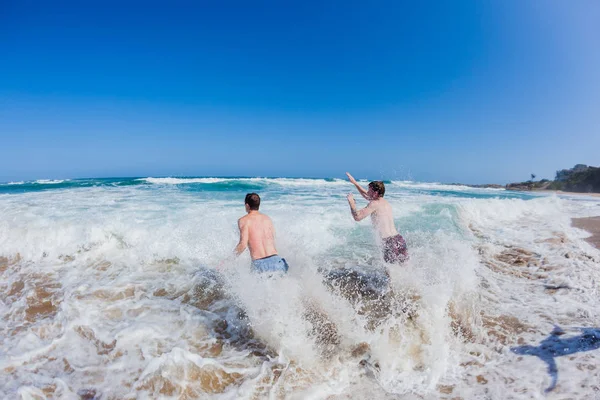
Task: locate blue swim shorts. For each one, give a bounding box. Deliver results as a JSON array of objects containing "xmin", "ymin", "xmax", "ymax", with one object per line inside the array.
[{"xmin": 251, "ymin": 254, "xmax": 289, "ymax": 273}]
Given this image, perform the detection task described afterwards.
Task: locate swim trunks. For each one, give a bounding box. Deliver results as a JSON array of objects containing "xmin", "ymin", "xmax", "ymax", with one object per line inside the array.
[
  {"xmin": 251, "ymin": 254, "xmax": 290, "ymax": 273},
  {"xmin": 382, "ymin": 234, "xmax": 409, "ymax": 264}
]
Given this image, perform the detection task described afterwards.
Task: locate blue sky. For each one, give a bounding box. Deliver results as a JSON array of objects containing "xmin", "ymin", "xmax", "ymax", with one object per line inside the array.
[{"xmin": 1, "ymin": 1, "xmax": 599, "ymax": 183}]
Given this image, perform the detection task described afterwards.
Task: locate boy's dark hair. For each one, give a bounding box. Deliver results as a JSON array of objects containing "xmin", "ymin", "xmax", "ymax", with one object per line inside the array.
[
  {"xmin": 245, "ymin": 193, "xmax": 260, "ymax": 210},
  {"xmin": 368, "ymin": 181, "xmax": 385, "ymax": 197}
]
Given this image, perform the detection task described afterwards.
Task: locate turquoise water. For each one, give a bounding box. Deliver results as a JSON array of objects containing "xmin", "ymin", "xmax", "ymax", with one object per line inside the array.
[{"xmin": 0, "ymin": 176, "xmax": 537, "ymax": 199}]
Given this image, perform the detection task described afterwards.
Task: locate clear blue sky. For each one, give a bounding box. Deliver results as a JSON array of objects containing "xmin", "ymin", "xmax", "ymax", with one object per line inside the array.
[{"xmin": 1, "ymin": 1, "xmax": 599, "ymax": 183}]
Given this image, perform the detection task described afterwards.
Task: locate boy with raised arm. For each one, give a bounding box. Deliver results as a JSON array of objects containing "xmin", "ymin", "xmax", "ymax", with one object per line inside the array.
[{"xmin": 346, "ymin": 172, "xmax": 408, "ymax": 264}]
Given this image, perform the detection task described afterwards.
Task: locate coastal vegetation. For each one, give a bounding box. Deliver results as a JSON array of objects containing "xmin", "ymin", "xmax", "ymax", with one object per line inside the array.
[{"xmin": 506, "ymin": 164, "xmax": 600, "ymax": 193}]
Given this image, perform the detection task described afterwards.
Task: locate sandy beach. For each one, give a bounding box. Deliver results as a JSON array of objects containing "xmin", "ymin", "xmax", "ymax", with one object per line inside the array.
[
  {"xmin": 525, "ymin": 189, "xmax": 600, "ymax": 198},
  {"xmin": 572, "ymin": 216, "xmax": 600, "ymax": 248},
  {"xmin": 541, "ymin": 190, "xmax": 600, "ymax": 198}
]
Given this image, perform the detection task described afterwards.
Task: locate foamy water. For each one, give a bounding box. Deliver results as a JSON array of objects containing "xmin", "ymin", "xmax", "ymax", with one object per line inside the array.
[{"xmin": 1, "ymin": 178, "xmax": 599, "ymax": 399}]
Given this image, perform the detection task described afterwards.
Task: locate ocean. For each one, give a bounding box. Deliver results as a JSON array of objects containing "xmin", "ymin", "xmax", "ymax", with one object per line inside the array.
[{"xmin": 1, "ymin": 177, "xmax": 599, "ymax": 399}]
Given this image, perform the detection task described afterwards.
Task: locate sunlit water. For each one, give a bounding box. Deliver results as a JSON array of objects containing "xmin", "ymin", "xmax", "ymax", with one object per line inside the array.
[{"xmin": 1, "ymin": 177, "xmax": 599, "ymax": 399}]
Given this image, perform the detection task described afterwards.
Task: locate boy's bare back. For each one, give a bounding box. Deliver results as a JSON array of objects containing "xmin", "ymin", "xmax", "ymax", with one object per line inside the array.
[{"xmin": 238, "ymin": 212, "xmax": 278, "ymax": 260}]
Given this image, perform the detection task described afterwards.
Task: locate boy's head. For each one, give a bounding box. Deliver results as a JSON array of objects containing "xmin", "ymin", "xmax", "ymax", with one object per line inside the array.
[
  {"xmin": 368, "ymin": 181, "xmax": 385, "ymax": 199},
  {"xmin": 245, "ymin": 193, "xmax": 260, "ymax": 211}
]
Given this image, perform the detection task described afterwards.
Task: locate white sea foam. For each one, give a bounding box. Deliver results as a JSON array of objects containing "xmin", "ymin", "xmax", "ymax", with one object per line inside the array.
[
  {"xmin": 141, "ymin": 177, "xmax": 231, "ymax": 184},
  {"xmin": 0, "ymin": 182, "xmax": 599, "ymax": 398},
  {"xmin": 34, "ymin": 179, "xmax": 66, "ymax": 184},
  {"xmin": 267, "ymin": 177, "xmax": 347, "ymax": 186},
  {"xmin": 390, "ymin": 180, "xmax": 505, "ymax": 192},
  {"xmin": 141, "ymin": 176, "xmax": 511, "ymax": 192},
  {"xmin": 141, "ymin": 176, "xmax": 348, "ymax": 187}
]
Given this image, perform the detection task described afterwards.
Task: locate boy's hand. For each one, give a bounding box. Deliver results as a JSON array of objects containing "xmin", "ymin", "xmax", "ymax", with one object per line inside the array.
[
  {"xmin": 346, "ymin": 172, "xmax": 357, "ymax": 184},
  {"xmin": 347, "ymin": 193, "xmax": 355, "ymax": 204}
]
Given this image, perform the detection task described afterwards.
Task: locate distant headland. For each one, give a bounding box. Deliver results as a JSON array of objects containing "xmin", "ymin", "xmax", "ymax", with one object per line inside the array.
[
  {"xmin": 506, "ymin": 164, "xmax": 600, "ymax": 193},
  {"xmin": 454, "ymin": 164, "xmax": 600, "ymax": 194}
]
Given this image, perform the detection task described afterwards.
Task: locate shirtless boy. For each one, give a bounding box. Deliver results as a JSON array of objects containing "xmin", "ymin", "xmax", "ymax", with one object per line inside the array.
[
  {"xmin": 231, "ymin": 193, "xmax": 289, "ymax": 273},
  {"xmin": 346, "ymin": 172, "xmax": 408, "ymax": 264}
]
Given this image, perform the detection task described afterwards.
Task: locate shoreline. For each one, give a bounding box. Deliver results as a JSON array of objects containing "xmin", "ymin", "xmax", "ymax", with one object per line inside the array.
[
  {"xmin": 538, "ymin": 190, "xmax": 600, "ymax": 198},
  {"xmin": 572, "ymin": 216, "xmax": 600, "ymax": 249}
]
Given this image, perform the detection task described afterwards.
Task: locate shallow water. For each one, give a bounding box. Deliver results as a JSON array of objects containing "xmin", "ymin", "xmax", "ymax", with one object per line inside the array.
[{"xmin": 1, "ymin": 178, "xmax": 599, "ymax": 399}]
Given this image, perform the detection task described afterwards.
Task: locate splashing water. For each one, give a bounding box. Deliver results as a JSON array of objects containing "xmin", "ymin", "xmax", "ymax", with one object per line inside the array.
[{"xmin": 1, "ymin": 178, "xmax": 599, "ymax": 398}]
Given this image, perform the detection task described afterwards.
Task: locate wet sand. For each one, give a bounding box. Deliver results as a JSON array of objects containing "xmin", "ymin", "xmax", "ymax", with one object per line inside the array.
[
  {"xmin": 572, "ymin": 216, "xmax": 600, "ymax": 248},
  {"xmin": 541, "ymin": 190, "xmax": 600, "ymax": 198}
]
